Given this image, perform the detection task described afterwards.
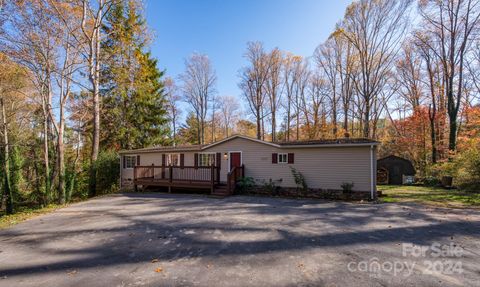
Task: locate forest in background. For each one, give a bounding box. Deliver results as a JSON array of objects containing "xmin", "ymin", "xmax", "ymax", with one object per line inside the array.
[{"xmin": 1, "ymin": 0, "xmax": 479, "ymax": 215}]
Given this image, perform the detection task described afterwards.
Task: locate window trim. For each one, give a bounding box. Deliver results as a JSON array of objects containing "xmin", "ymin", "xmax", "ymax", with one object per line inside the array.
[
  {"xmin": 198, "ymin": 152, "xmax": 216, "ymax": 167},
  {"xmin": 124, "ymin": 155, "xmax": 137, "ymax": 169},
  {"xmin": 278, "ymin": 153, "xmax": 288, "ymax": 164}
]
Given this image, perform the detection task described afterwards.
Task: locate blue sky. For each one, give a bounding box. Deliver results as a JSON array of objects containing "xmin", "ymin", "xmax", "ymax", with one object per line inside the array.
[{"xmin": 145, "ymin": 0, "xmax": 351, "ymax": 105}]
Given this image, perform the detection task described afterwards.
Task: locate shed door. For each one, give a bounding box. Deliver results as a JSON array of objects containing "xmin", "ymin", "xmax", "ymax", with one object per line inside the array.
[{"xmin": 391, "ymin": 166, "xmax": 402, "ymax": 185}]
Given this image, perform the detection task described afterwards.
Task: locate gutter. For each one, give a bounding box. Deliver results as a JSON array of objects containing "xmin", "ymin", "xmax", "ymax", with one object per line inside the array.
[{"xmin": 280, "ymin": 142, "xmax": 380, "ymax": 149}]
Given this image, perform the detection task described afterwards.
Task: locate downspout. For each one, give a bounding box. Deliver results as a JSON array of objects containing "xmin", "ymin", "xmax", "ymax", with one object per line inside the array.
[{"xmin": 370, "ymin": 145, "xmax": 376, "ymax": 200}]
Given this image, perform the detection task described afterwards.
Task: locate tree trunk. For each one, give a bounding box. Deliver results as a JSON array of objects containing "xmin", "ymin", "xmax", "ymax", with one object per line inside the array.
[
  {"xmin": 88, "ymin": 28, "xmax": 101, "ymax": 198},
  {"xmin": 256, "ymin": 107, "xmax": 261, "ymax": 140},
  {"xmin": 261, "ymin": 107, "xmax": 265, "ymax": 141},
  {"xmin": 332, "ymin": 100, "xmax": 337, "ymax": 138},
  {"xmin": 363, "ymin": 99, "xmax": 370, "ymax": 138},
  {"xmin": 196, "ymin": 114, "xmax": 201, "ymax": 145},
  {"xmin": 1, "ymin": 98, "xmax": 13, "ymax": 214},
  {"xmin": 201, "ymin": 119, "xmax": 205, "ymax": 144},
  {"xmin": 271, "ymin": 111, "xmax": 276, "ymax": 142},
  {"xmin": 343, "ymin": 106, "xmax": 348, "ymax": 135},
  {"xmin": 211, "ymin": 106, "xmax": 215, "ymax": 143},
  {"xmin": 296, "ymin": 98, "xmax": 300, "ymax": 140},
  {"xmin": 57, "ymin": 113, "xmax": 65, "ymax": 204},
  {"xmin": 448, "ymin": 112, "xmax": 457, "ymax": 151},
  {"xmin": 42, "ymin": 96, "xmax": 50, "ymax": 204}
]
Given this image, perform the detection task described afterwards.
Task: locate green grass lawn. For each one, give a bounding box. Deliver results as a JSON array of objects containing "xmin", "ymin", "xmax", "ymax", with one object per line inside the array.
[
  {"xmin": 378, "ymin": 185, "xmax": 480, "ymax": 208},
  {"xmin": 0, "ymin": 204, "xmax": 63, "ymax": 230}
]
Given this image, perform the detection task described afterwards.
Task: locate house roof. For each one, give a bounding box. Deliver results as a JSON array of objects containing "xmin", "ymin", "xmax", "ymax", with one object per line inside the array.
[
  {"xmin": 119, "ymin": 135, "xmax": 379, "ymax": 154},
  {"xmin": 119, "ymin": 144, "xmax": 203, "ymax": 154},
  {"xmin": 201, "ymin": 134, "xmax": 280, "ymax": 149},
  {"xmin": 275, "ymin": 138, "xmax": 378, "ymax": 146}
]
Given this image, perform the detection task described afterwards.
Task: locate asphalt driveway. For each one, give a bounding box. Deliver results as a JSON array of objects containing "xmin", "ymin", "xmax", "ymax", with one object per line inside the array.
[{"xmin": 0, "ymin": 193, "xmax": 479, "ymax": 287}]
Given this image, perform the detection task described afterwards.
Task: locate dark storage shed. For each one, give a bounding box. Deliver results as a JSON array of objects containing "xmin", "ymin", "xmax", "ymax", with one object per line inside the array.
[{"xmin": 377, "ymin": 155, "xmax": 416, "ymax": 185}]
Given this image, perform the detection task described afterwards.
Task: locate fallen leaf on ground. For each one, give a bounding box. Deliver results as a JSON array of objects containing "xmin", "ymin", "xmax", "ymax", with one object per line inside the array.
[
  {"xmin": 155, "ymin": 267, "xmax": 163, "ymax": 273},
  {"xmin": 67, "ymin": 270, "xmax": 77, "ymax": 276},
  {"xmin": 151, "ymin": 259, "xmax": 159, "ymax": 263}
]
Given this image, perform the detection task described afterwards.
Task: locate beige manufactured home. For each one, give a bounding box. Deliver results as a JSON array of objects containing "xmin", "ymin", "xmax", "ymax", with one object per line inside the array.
[{"xmin": 119, "ymin": 135, "xmax": 379, "ymax": 199}]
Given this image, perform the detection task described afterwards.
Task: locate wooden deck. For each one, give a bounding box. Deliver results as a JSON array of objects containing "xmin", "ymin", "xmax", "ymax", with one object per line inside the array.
[{"xmin": 133, "ymin": 165, "xmax": 244, "ymax": 196}]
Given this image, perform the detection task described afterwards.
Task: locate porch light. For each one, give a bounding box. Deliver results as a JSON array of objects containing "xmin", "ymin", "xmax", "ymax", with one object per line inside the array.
[{"xmin": 223, "ymin": 153, "xmax": 228, "ymax": 160}]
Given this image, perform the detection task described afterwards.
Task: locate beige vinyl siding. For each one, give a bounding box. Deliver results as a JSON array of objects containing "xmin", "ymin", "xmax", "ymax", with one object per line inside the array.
[{"xmin": 203, "ymin": 137, "xmax": 375, "ymax": 192}]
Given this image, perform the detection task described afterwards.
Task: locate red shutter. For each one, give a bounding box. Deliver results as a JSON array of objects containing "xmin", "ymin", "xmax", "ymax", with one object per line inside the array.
[
  {"xmin": 180, "ymin": 153, "xmax": 185, "ymax": 168},
  {"xmin": 194, "ymin": 153, "xmax": 198, "ymax": 168},
  {"xmin": 136, "ymin": 155, "xmax": 140, "ymax": 166},
  {"xmin": 216, "ymin": 153, "xmax": 221, "ymax": 168},
  {"xmin": 288, "ymin": 153, "xmax": 294, "ymax": 164},
  {"xmin": 272, "ymin": 153, "xmax": 278, "ymax": 164}
]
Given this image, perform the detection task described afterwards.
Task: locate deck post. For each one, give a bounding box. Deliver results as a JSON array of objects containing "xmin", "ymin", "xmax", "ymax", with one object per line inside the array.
[
  {"xmin": 169, "ymin": 166, "xmax": 173, "ymax": 193},
  {"xmin": 133, "ymin": 167, "xmax": 138, "ymax": 192},
  {"xmin": 211, "ymin": 165, "xmax": 215, "ymax": 193},
  {"xmin": 227, "ymin": 172, "xmax": 231, "ymax": 194}
]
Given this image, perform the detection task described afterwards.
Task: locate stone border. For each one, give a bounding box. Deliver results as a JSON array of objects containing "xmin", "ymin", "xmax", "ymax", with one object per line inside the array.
[{"xmin": 238, "ymin": 186, "xmax": 372, "ymax": 201}]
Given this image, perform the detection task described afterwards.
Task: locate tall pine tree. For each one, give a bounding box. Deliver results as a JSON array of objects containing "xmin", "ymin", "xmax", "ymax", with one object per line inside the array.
[{"xmin": 101, "ymin": 0, "xmax": 169, "ymax": 150}]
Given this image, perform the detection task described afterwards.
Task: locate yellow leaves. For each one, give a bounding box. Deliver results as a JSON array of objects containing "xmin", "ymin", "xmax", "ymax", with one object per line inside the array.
[
  {"xmin": 292, "ymin": 55, "xmax": 303, "ymax": 62},
  {"xmin": 152, "ymin": 258, "xmax": 163, "ymax": 273},
  {"xmin": 330, "ymin": 28, "xmax": 345, "ymax": 39}
]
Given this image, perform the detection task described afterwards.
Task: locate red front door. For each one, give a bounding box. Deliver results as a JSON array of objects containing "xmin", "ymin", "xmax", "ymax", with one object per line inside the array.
[{"xmin": 230, "ymin": 152, "xmax": 241, "ymax": 171}]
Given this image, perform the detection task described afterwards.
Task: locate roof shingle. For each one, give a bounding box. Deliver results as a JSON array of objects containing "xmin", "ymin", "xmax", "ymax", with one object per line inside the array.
[{"xmin": 275, "ymin": 138, "xmax": 378, "ymax": 146}]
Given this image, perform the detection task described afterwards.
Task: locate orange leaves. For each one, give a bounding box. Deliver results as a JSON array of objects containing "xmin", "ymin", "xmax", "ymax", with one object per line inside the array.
[{"xmin": 458, "ymin": 106, "xmax": 480, "ymax": 150}]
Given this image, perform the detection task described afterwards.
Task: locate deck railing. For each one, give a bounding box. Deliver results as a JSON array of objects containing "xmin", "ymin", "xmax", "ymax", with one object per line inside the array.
[
  {"xmin": 134, "ymin": 165, "xmax": 220, "ymax": 185},
  {"xmin": 227, "ymin": 164, "xmax": 245, "ymax": 194}
]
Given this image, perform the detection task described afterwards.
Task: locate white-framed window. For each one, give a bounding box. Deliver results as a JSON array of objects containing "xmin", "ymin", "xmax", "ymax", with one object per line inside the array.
[
  {"xmin": 124, "ymin": 155, "xmax": 136, "ymax": 169},
  {"xmin": 278, "ymin": 153, "xmax": 288, "ymax": 164},
  {"xmin": 167, "ymin": 153, "xmax": 180, "ymax": 166},
  {"xmin": 199, "ymin": 153, "xmax": 216, "ymax": 167}
]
